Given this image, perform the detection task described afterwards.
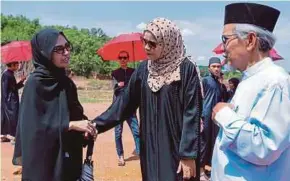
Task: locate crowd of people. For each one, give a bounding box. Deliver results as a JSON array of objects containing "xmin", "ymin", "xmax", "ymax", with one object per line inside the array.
[{"xmin": 1, "ymin": 2, "xmax": 290, "ymax": 181}]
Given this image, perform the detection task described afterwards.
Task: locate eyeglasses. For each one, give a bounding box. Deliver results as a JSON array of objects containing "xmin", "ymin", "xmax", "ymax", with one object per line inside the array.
[
  {"xmin": 141, "ymin": 36, "xmax": 157, "ymax": 49},
  {"xmin": 221, "ymin": 34, "xmax": 238, "ymax": 46},
  {"xmin": 53, "ymin": 43, "xmax": 72, "ymax": 54},
  {"xmin": 118, "ymin": 56, "xmax": 128, "ymax": 60}
]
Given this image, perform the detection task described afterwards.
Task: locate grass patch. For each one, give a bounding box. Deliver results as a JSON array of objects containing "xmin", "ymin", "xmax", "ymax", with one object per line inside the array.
[
  {"xmin": 76, "ymin": 78, "xmax": 114, "ymax": 103},
  {"xmin": 78, "ymin": 89, "xmax": 113, "ymax": 103},
  {"xmin": 86, "ymin": 79, "xmax": 112, "ymax": 90}
]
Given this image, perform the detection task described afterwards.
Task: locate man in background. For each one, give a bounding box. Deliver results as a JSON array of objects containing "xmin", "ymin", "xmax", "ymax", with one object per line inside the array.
[
  {"xmin": 111, "ymin": 51, "xmax": 140, "ymax": 166},
  {"xmin": 200, "ymin": 57, "xmax": 226, "ymax": 180}
]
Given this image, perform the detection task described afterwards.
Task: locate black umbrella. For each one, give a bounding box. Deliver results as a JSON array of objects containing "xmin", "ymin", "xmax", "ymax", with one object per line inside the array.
[{"xmin": 79, "ymin": 139, "xmax": 95, "ymax": 181}]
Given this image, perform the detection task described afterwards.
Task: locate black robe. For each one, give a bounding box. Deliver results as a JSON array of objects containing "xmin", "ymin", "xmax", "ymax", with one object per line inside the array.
[
  {"xmin": 227, "ymin": 89, "xmax": 237, "ymax": 102},
  {"xmin": 1, "ymin": 69, "xmax": 24, "ymax": 137},
  {"xmin": 221, "ymin": 83, "xmax": 229, "ymax": 102},
  {"xmin": 200, "ymin": 74, "xmax": 224, "ymax": 167},
  {"xmin": 111, "ymin": 67, "xmax": 135, "ymax": 96},
  {"xmin": 13, "ymin": 29, "xmax": 87, "ymax": 181},
  {"xmin": 93, "ymin": 58, "xmax": 202, "ymax": 181}
]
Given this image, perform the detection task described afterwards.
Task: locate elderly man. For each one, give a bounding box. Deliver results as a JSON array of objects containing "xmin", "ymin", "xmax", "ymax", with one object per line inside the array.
[{"xmin": 211, "ymin": 2, "xmax": 290, "ymax": 181}]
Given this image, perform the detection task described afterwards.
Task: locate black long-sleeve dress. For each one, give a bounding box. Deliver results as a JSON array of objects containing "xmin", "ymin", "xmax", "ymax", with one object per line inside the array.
[
  {"xmin": 93, "ymin": 58, "xmax": 202, "ymax": 181},
  {"xmin": 12, "ymin": 28, "xmax": 88, "ymax": 181},
  {"xmin": 13, "ymin": 70, "xmax": 88, "ymax": 181},
  {"xmin": 111, "ymin": 67, "xmax": 135, "ymax": 96},
  {"xmin": 200, "ymin": 74, "xmax": 224, "ymax": 167},
  {"xmin": 1, "ymin": 69, "xmax": 24, "ymax": 137}
]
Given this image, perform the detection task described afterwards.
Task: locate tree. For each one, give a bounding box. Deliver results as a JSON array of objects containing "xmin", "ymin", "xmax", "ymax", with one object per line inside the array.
[
  {"xmin": 90, "ymin": 28, "xmax": 107, "ymax": 38},
  {"xmin": 224, "ymin": 71, "xmax": 242, "ymax": 80},
  {"xmin": 1, "ymin": 14, "xmax": 114, "ymax": 77}
]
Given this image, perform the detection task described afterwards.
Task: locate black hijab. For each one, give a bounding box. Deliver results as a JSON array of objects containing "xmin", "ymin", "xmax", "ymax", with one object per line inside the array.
[
  {"xmin": 13, "ymin": 28, "xmax": 86, "ymax": 181},
  {"xmin": 32, "ymin": 28, "xmax": 68, "ymax": 77}
]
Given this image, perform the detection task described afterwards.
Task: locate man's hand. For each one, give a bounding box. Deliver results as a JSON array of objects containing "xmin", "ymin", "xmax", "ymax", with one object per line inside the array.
[
  {"xmin": 19, "ymin": 75, "xmax": 27, "ymax": 83},
  {"xmin": 177, "ymin": 159, "xmax": 196, "ymax": 180},
  {"xmin": 200, "ymin": 119, "xmax": 204, "ymax": 133},
  {"xmin": 84, "ymin": 131, "xmax": 98, "ymax": 140},
  {"xmin": 118, "ymin": 81, "xmax": 125, "ymax": 87},
  {"xmin": 212, "ymin": 102, "xmax": 234, "ymax": 121},
  {"xmin": 84, "ymin": 122, "xmax": 98, "ymax": 140},
  {"xmin": 69, "ymin": 120, "xmax": 97, "ymax": 138}
]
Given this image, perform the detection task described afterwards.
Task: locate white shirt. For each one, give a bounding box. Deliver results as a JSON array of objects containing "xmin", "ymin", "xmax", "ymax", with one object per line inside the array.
[{"xmin": 212, "ymin": 57, "xmax": 290, "ymax": 181}]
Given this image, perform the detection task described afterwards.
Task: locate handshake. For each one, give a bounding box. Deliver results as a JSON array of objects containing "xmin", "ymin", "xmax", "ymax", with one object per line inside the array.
[{"xmin": 68, "ymin": 120, "xmax": 98, "ymax": 140}]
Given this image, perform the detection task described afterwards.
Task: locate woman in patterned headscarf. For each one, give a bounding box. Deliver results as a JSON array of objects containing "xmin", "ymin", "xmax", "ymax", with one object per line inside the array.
[{"xmin": 93, "ymin": 17, "xmax": 202, "ymax": 181}]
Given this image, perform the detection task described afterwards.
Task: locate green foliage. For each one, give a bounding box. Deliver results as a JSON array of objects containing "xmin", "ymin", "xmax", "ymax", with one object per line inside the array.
[
  {"xmin": 199, "ymin": 66, "xmax": 209, "ymax": 77},
  {"xmin": 1, "ymin": 14, "xmax": 116, "ymax": 77},
  {"xmin": 198, "ymin": 65, "xmax": 242, "ymax": 80},
  {"xmin": 223, "ymin": 71, "xmax": 242, "ymax": 80},
  {"xmin": 1, "ymin": 14, "xmax": 42, "ymax": 41},
  {"xmin": 95, "ymin": 59, "xmax": 119, "ymax": 75}
]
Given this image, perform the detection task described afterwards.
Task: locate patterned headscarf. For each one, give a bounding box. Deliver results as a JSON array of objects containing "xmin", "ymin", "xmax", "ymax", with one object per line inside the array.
[{"xmin": 146, "ymin": 17, "xmax": 186, "ymax": 92}]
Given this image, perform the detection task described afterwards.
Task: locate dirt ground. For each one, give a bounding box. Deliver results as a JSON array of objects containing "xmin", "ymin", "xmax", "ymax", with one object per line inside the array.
[{"xmin": 1, "ymin": 103, "xmax": 142, "ymax": 181}]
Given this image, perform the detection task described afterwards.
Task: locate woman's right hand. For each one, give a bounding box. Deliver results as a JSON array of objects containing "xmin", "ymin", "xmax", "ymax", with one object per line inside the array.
[{"xmin": 69, "ymin": 120, "xmax": 97, "ymax": 137}]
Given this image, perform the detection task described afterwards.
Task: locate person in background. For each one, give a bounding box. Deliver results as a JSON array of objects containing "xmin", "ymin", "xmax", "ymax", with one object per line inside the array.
[
  {"xmin": 111, "ymin": 51, "xmax": 140, "ymax": 166},
  {"xmin": 1, "ymin": 62, "xmax": 26, "ymax": 144},
  {"xmin": 227, "ymin": 77, "xmax": 240, "ymax": 101},
  {"xmin": 200, "ymin": 57, "xmax": 226, "ymax": 181},
  {"xmin": 219, "ymin": 72, "xmax": 229, "ymax": 102}
]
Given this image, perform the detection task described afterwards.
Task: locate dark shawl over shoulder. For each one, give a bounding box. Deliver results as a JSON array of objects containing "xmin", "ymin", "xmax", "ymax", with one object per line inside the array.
[{"xmin": 13, "ymin": 29, "xmax": 87, "ymax": 181}]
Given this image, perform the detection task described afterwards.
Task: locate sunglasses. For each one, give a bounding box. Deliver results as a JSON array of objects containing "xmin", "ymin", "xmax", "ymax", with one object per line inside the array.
[
  {"xmin": 53, "ymin": 43, "xmax": 72, "ymax": 54},
  {"xmin": 118, "ymin": 56, "xmax": 128, "ymax": 60},
  {"xmin": 141, "ymin": 36, "xmax": 157, "ymax": 49}
]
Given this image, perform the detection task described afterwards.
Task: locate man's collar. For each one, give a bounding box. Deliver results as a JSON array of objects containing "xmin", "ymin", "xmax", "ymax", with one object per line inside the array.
[{"xmin": 242, "ymin": 57, "xmax": 273, "ymax": 80}]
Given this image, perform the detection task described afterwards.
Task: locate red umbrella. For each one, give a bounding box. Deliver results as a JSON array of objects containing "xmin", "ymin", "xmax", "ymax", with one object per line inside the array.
[
  {"xmin": 213, "ymin": 43, "xmax": 283, "ymax": 61},
  {"xmin": 269, "ymin": 49, "xmax": 283, "ymax": 61},
  {"xmin": 221, "ymin": 59, "xmax": 227, "ymax": 66},
  {"xmin": 213, "ymin": 43, "xmax": 224, "ymax": 54},
  {"xmin": 1, "ymin": 41, "xmax": 32, "ymax": 64},
  {"xmin": 97, "ymin": 32, "xmax": 147, "ymax": 62}
]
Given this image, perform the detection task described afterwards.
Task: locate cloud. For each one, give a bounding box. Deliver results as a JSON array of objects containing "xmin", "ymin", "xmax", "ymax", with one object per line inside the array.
[
  {"xmin": 175, "ymin": 20, "xmax": 204, "ymax": 36},
  {"xmin": 175, "ymin": 17, "xmax": 290, "ymax": 68},
  {"xmin": 174, "ymin": 18, "xmax": 223, "ymax": 41},
  {"xmin": 181, "ymin": 28, "xmax": 195, "ymax": 36},
  {"xmin": 269, "ymin": 17, "xmax": 290, "ymax": 72},
  {"xmin": 86, "ymin": 21, "xmax": 140, "ymax": 36},
  {"xmin": 69, "ymin": 18, "xmax": 290, "ymax": 69},
  {"xmin": 197, "ymin": 56, "xmax": 206, "ymax": 61},
  {"xmin": 196, "ymin": 56, "xmax": 208, "ymax": 66},
  {"xmin": 172, "ymin": 18, "xmax": 224, "ymax": 64},
  {"xmin": 275, "ymin": 17, "xmax": 290, "ymax": 45},
  {"xmin": 136, "ymin": 22, "xmax": 147, "ymax": 30}
]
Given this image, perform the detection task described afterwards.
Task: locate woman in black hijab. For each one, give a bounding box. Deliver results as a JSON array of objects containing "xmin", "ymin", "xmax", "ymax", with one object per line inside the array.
[{"xmin": 13, "ymin": 28, "xmax": 97, "ymax": 181}]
